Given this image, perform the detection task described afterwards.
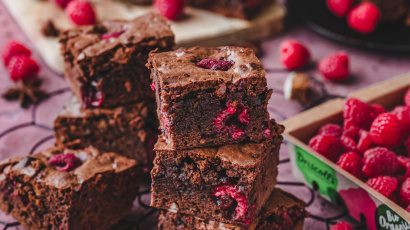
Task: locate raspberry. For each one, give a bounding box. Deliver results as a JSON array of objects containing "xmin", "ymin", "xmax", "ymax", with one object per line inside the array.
[
  {"xmin": 319, "ymin": 123, "xmax": 343, "ymax": 137},
  {"xmin": 404, "ymin": 88, "xmax": 410, "ymax": 107},
  {"xmin": 407, "ymin": 204, "xmax": 410, "ymax": 212},
  {"xmin": 7, "ymin": 56, "xmax": 40, "ymax": 82},
  {"xmin": 366, "ymin": 176, "xmax": 398, "ymax": 198},
  {"xmin": 231, "ymin": 127, "xmax": 245, "ymax": 140},
  {"xmin": 330, "ymin": 221, "xmax": 353, "ymax": 230},
  {"xmin": 279, "ymin": 39, "xmax": 310, "ymax": 70},
  {"xmin": 391, "ymin": 106, "xmax": 410, "ymax": 132},
  {"xmin": 66, "ymin": 0, "xmax": 96, "ymax": 26},
  {"xmin": 371, "ymin": 104, "xmax": 386, "ymax": 115},
  {"xmin": 369, "ymin": 113, "xmax": 403, "ymax": 147},
  {"xmin": 347, "ymin": 2, "xmax": 381, "ymax": 34},
  {"xmin": 357, "ymin": 130, "xmax": 373, "ymax": 154},
  {"xmin": 343, "ymin": 98, "xmax": 375, "ymax": 130},
  {"xmin": 2, "ymin": 40, "xmax": 32, "ymax": 66},
  {"xmin": 48, "ymin": 153, "xmax": 82, "ymax": 172},
  {"xmin": 197, "ymin": 58, "xmax": 234, "ymax": 71},
  {"xmin": 212, "ymin": 185, "xmax": 248, "ymax": 221},
  {"xmin": 238, "ymin": 109, "xmax": 250, "ymax": 125},
  {"xmin": 400, "ymin": 178, "xmax": 410, "ymax": 206},
  {"xmin": 397, "ymin": 157, "xmax": 410, "ymax": 178},
  {"xmin": 154, "ymin": 0, "xmax": 185, "ymax": 20},
  {"xmin": 54, "ymin": 0, "xmax": 73, "ymax": 8},
  {"xmin": 405, "ymin": 136, "xmax": 410, "ymax": 156},
  {"xmin": 309, "ymin": 134, "xmax": 344, "ymax": 162},
  {"xmin": 362, "ymin": 147, "xmax": 399, "ymax": 178},
  {"xmin": 213, "ymin": 102, "xmax": 248, "ymax": 141},
  {"xmin": 150, "ymin": 82, "xmax": 156, "ymax": 92},
  {"xmin": 81, "ymin": 83, "xmax": 104, "ymax": 108},
  {"xmin": 318, "ymin": 52, "xmax": 349, "ymax": 81},
  {"xmin": 326, "ymin": 0, "xmax": 353, "ymax": 17},
  {"xmin": 337, "ymin": 152, "xmax": 363, "ymax": 179},
  {"xmin": 342, "ymin": 126, "xmax": 360, "ymax": 139},
  {"xmin": 341, "ymin": 135, "xmax": 357, "ymax": 152},
  {"xmin": 101, "ymin": 30, "xmax": 125, "ymax": 40}
]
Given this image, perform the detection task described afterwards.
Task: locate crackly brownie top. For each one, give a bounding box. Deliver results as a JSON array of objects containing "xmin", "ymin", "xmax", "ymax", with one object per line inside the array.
[
  {"xmin": 148, "ymin": 46, "xmax": 266, "ymax": 89},
  {"xmin": 156, "ymin": 119, "xmax": 283, "ymax": 167},
  {"xmin": 0, "ymin": 146, "xmax": 136, "ymax": 189},
  {"xmin": 60, "ymin": 13, "xmax": 174, "ymax": 59}
]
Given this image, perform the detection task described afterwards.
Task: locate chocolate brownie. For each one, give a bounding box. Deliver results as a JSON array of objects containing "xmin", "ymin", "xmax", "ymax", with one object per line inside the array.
[
  {"xmin": 148, "ymin": 46, "xmax": 272, "ymax": 150},
  {"xmin": 158, "ymin": 188, "xmax": 307, "ymax": 230},
  {"xmin": 54, "ymin": 98, "xmax": 157, "ymax": 167},
  {"xmin": 60, "ymin": 13, "xmax": 175, "ymax": 108},
  {"xmin": 0, "ymin": 146, "xmax": 139, "ymax": 230},
  {"xmin": 187, "ymin": 0, "xmax": 273, "ymax": 19},
  {"xmin": 151, "ymin": 120, "xmax": 283, "ymax": 226}
]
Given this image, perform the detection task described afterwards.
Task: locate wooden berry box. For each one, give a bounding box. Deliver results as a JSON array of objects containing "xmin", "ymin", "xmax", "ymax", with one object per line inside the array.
[{"xmin": 283, "ymin": 74, "xmax": 410, "ymax": 230}]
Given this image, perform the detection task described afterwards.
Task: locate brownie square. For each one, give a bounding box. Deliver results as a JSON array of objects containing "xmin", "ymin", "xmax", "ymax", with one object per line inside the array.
[
  {"xmin": 54, "ymin": 98, "xmax": 157, "ymax": 167},
  {"xmin": 187, "ymin": 0, "xmax": 273, "ymax": 19},
  {"xmin": 148, "ymin": 46, "xmax": 272, "ymax": 150},
  {"xmin": 60, "ymin": 13, "xmax": 175, "ymax": 108},
  {"xmin": 0, "ymin": 146, "xmax": 139, "ymax": 230},
  {"xmin": 158, "ymin": 188, "xmax": 307, "ymax": 230},
  {"xmin": 151, "ymin": 120, "xmax": 283, "ymax": 226}
]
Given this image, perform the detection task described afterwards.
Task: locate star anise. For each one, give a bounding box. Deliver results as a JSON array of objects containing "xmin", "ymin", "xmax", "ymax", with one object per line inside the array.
[{"xmin": 2, "ymin": 79, "xmax": 48, "ymax": 108}]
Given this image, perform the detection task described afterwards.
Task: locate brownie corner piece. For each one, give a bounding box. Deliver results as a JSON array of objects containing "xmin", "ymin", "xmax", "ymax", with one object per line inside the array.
[
  {"xmin": 157, "ymin": 188, "xmax": 307, "ymax": 230},
  {"xmin": 59, "ymin": 13, "xmax": 175, "ymax": 108},
  {"xmin": 0, "ymin": 146, "xmax": 139, "ymax": 230},
  {"xmin": 151, "ymin": 121, "xmax": 282, "ymax": 226},
  {"xmin": 148, "ymin": 46, "xmax": 271, "ymax": 149},
  {"xmin": 54, "ymin": 97, "xmax": 157, "ymax": 166}
]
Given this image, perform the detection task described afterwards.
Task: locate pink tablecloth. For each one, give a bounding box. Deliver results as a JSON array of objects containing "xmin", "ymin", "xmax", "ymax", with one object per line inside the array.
[{"xmin": 0, "ymin": 2, "xmax": 409, "ymax": 229}]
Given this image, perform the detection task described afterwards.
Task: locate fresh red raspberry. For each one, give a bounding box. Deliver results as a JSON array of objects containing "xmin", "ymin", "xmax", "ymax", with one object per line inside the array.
[
  {"xmin": 66, "ymin": 0, "xmax": 96, "ymax": 26},
  {"xmin": 391, "ymin": 106, "xmax": 410, "ymax": 132},
  {"xmin": 330, "ymin": 221, "xmax": 353, "ymax": 230},
  {"xmin": 7, "ymin": 56, "xmax": 40, "ymax": 82},
  {"xmin": 212, "ymin": 185, "xmax": 248, "ymax": 221},
  {"xmin": 406, "ymin": 204, "xmax": 410, "ymax": 212},
  {"xmin": 150, "ymin": 83, "xmax": 156, "ymax": 92},
  {"xmin": 366, "ymin": 176, "xmax": 398, "ymax": 198},
  {"xmin": 371, "ymin": 104, "xmax": 386, "ymax": 115},
  {"xmin": 405, "ymin": 136, "xmax": 410, "ymax": 156},
  {"xmin": 54, "ymin": 0, "xmax": 73, "ymax": 8},
  {"xmin": 347, "ymin": 2, "xmax": 381, "ymax": 34},
  {"xmin": 2, "ymin": 40, "xmax": 32, "ymax": 66},
  {"xmin": 318, "ymin": 52, "xmax": 350, "ymax": 81},
  {"xmin": 399, "ymin": 177, "xmax": 410, "ymax": 206},
  {"xmin": 343, "ymin": 98, "xmax": 375, "ymax": 130},
  {"xmin": 369, "ymin": 113, "xmax": 404, "ymax": 147},
  {"xmin": 319, "ymin": 123, "xmax": 343, "ymax": 137},
  {"xmin": 279, "ymin": 39, "xmax": 310, "ymax": 70},
  {"xmin": 397, "ymin": 156, "xmax": 410, "ymax": 168},
  {"xmin": 404, "ymin": 88, "xmax": 410, "ymax": 107},
  {"xmin": 155, "ymin": 0, "xmax": 185, "ymax": 20},
  {"xmin": 48, "ymin": 153, "xmax": 82, "ymax": 172},
  {"xmin": 362, "ymin": 147, "xmax": 399, "ymax": 178},
  {"xmin": 340, "ymin": 135, "xmax": 357, "ymax": 152},
  {"xmin": 342, "ymin": 126, "xmax": 360, "ymax": 139},
  {"xmin": 326, "ymin": 0, "xmax": 353, "ymax": 17},
  {"xmin": 101, "ymin": 30, "xmax": 125, "ymax": 40},
  {"xmin": 238, "ymin": 109, "xmax": 250, "ymax": 125},
  {"xmin": 197, "ymin": 58, "xmax": 234, "ymax": 71},
  {"xmin": 357, "ymin": 130, "xmax": 373, "ymax": 154},
  {"xmin": 337, "ymin": 152, "xmax": 363, "ymax": 179},
  {"xmin": 213, "ymin": 102, "xmax": 248, "ymax": 141},
  {"xmin": 309, "ymin": 134, "xmax": 344, "ymax": 162}
]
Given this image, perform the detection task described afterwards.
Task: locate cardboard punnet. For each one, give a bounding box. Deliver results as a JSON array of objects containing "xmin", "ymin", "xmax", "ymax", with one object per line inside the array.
[{"xmin": 283, "ymin": 74, "xmax": 410, "ymax": 230}]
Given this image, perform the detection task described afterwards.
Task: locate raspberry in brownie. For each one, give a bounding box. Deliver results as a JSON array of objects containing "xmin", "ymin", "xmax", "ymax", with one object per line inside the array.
[
  {"xmin": 158, "ymin": 188, "xmax": 307, "ymax": 230},
  {"xmin": 0, "ymin": 146, "xmax": 139, "ymax": 230},
  {"xmin": 150, "ymin": 120, "xmax": 283, "ymax": 226},
  {"xmin": 59, "ymin": 13, "xmax": 175, "ymax": 108},
  {"xmin": 187, "ymin": 0, "xmax": 273, "ymax": 19},
  {"xmin": 148, "ymin": 46, "xmax": 272, "ymax": 149},
  {"xmin": 54, "ymin": 98, "xmax": 157, "ymax": 167}
]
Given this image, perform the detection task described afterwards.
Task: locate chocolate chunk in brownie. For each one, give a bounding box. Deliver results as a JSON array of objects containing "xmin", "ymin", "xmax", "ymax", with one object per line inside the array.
[
  {"xmin": 187, "ymin": 0, "xmax": 274, "ymax": 19},
  {"xmin": 148, "ymin": 46, "xmax": 272, "ymax": 150},
  {"xmin": 158, "ymin": 188, "xmax": 307, "ymax": 230},
  {"xmin": 54, "ymin": 97, "xmax": 157, "ymax": 167},
  {"xmin": 0, "ymin": 146, "xmax": 139, "ymax": 230},
  {"xmin": 151, "ymin": 120, "xmax": 283, "ymax": 226},
  {"xmin": 60, "ymin": 13, "xmax": 175, "ymax": 108}
]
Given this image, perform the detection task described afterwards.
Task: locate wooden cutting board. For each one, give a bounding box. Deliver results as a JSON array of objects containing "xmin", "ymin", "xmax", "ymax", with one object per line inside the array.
[{"xmin": 3, "ymin": 0, "xmax": 285, "ymax": 74}]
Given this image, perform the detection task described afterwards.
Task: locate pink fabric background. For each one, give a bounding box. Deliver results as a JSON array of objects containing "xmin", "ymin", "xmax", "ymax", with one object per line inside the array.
[{"xmin": 0, "ymin": 2, "xmax": 409, "ymax": 229}]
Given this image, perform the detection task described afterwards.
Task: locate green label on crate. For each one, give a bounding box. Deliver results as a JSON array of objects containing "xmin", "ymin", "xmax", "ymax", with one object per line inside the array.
[
  {"xmin": 376, "ymin": 205, "xmax": 410, "ymax": 230},
  {"xmin": 294, "ymin": 145, "xmax": 339, "ymax": 202}
]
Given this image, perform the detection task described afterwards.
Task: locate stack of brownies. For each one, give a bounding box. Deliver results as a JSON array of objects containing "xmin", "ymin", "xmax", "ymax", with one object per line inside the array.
[
  {"xmin": 148, "ymin": 46, "xmax": 307, "ymax": 229},
  {"xmin": 54, "ymin": 13, "xmax": 175, "ymax": 169}
]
